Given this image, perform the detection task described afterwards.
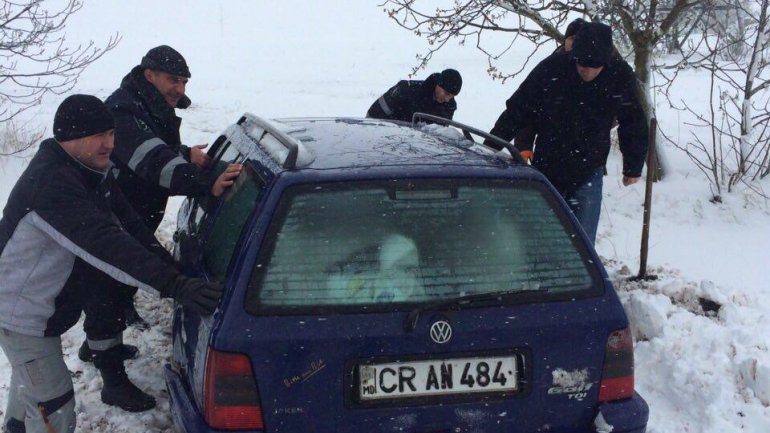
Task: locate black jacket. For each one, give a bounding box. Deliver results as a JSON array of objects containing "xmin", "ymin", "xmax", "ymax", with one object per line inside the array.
[
  {"xmin": 0, "ymin": 139, "xmax": 180, "ymax": 336},
  {"xmin": 367, "ymin": 73, "xmax": 457, "ymax": 123},
  {"xmin": 105, "ymin": 66, "xmax": 212, "ymax": 231},
  {"xmin": 488, "ymin": 52, "xmax": 648, "ymax": 195}
]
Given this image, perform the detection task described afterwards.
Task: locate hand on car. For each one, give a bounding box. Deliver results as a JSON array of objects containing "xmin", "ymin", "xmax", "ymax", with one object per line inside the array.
[
  {"xmin": 211, "ymin": 163, "xmax": 242, "ymax": 197},
  {"xmin": 519, "ymin": 150, "xmax": 533, "ymax": 163},
  {"xmin": 169, "ymin": 276, "xmax": 224, "ymax": 315},
  {"xmin": 622, "ymin": 175, "xmax": 641, "ymax": 186},
  {"xmin": 190, "ymin": 144, "xmax": 213, "ymax": 169}
]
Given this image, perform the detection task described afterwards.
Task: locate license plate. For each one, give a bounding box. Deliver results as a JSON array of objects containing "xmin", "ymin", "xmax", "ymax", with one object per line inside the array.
[{"xmin": 358, "ymin": 356, "xmax": 518, "ymax": 400}]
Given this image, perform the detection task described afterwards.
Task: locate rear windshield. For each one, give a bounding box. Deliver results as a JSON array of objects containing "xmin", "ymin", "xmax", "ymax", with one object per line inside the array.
[{"xmin": 246, "ymin": 179, "xmax": 602, "ymax": 313}]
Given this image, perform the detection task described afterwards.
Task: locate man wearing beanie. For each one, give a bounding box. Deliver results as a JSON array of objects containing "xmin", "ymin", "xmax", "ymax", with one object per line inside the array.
[
  {"xmin": 487, "ymin": 22, "xmax": 648, "ymax": 244},
  {"xmin": 367, "ymin": 68, "xmax": 462, "ymax": 123},
  {"xmin": 0, "ymin": 95, "xmax": 224, "ymax": 431},
  {"xmin": 74, "ymin": 45, "xmax": 241, "ymax": 406}
]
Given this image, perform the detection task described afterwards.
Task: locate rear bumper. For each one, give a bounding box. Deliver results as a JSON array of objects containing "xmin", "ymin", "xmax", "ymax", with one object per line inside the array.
[
  {"xmin": 165, "ymin": 364, "xmax": 263, "ymax": 433},
  {"xmin": 595, "ymin": 392, "xmax": 649, "ymax": 433}
]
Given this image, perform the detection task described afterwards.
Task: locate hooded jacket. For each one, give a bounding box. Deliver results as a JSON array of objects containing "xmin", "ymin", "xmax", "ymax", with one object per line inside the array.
[
  {"xmin": 0, "ymin": 139, "xmax": 180, "ymax": 336},
  {"xmin": 488, "ymin": 52, "xmax": 648, "ymax": 195},
  {"xmin": 105, "ymin": 66, "xmax": 212, "ymax": 231},
  {"xmin": 367, "ymin": 73, "xmax": 457, "ymax": 123}
]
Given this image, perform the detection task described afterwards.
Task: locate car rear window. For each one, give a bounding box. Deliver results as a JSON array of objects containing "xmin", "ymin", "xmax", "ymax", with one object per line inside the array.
[{"xmin": 246, "ymin": 179, "xmax": 602, "ymax": 313}]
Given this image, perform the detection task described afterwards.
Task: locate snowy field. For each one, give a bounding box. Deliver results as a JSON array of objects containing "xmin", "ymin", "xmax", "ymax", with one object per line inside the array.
[{"xmin": 1, "ymin": 1, "xmax": 769, "ymax": 432}]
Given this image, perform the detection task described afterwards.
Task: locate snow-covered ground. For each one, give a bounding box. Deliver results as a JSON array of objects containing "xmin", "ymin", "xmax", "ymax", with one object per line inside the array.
[{"xmin": 1, "ymin": 1, "xmax": 769, "ymax": 432}]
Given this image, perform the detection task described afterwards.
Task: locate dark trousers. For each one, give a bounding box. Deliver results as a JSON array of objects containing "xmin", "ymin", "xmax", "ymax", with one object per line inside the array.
[
  {"xmin": 82, "ymin": 271, "xmax": 136, "ymax": 346},
  {"xmin": 563, "ymin": 167, "xmax": 604, "ymax": 245}
]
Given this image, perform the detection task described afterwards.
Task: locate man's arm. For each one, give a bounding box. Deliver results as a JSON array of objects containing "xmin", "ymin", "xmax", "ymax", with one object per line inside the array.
[
  {"xmin": 32, "ymin": 169, "xmax": 181, "ymax": 294},
  {"xmin": 486, "ymin": 64, "xmax": 544, "ymax": 149},
  {"xmin": 367, "ymin": 81, "xmax": 409, "ymax": 120},
  {"xmin": 109, "ymin": 105, "xmax": 212, "ymax": 197},
  {"xmin": 108, "ymin": 178, "xmax": 175, "ymax": 262},
  {"xmin": 615, "ymin": 65, "xmax": 649, "ymax": 181}
]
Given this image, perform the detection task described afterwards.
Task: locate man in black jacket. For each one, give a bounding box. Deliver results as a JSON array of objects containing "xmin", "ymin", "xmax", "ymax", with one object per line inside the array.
[
  {"xmin": 0, "ymin": 95, "xmax": 223, "ymax": 432},
  {"xmin": 76, "ymin": 46, "xmax": 240, "ymax": 411},
  {"xmin": 367, "ymin": 68, "xmax": 462, "ymax": 122},
  {"xmin": 487, "ymin": 22, "xmax": 648, "ymax": 244}
]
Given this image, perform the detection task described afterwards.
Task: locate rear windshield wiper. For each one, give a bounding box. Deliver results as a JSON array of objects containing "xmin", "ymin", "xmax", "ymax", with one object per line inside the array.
[{"xmin": 403, "ymin": 287, "xmax": 546, "ymax": 332}]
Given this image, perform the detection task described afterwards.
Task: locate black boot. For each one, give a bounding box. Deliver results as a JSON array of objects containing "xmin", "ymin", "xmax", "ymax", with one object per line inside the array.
[
  {"xmin": 78, "ymin": 339, "xmax": 139, "ymax": 363},
  {"xmin": 93, "ymin": 347, "xmax": 156, "ymax": 412},
  {"xmin": 124, "ymin": 303, "xmax": 150, "ymax": 330}
]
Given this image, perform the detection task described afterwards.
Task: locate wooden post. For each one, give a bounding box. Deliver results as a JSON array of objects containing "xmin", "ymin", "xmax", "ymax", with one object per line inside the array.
[{"xmin": 635, "ymin": 118, "xmax": 657, "ymax": 280}]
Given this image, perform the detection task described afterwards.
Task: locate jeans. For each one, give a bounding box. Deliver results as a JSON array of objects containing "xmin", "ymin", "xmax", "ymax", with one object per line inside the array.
[
  {"xmin": 0, "ymin": 329, "xmax": 75, "ymax": 433},
  {"xmin": 564, "ymin": 167, "xmax": 604, "ymax": 245}
]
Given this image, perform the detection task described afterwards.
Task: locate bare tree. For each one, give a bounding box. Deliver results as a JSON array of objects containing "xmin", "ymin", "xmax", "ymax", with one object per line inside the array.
[
  {"xmin": 1, "ymin": 0, "xmax": 119, "ymax": 154},
  {"xmin": 662, "ymin": 0, "xmax": 770, "ymax": 200}
]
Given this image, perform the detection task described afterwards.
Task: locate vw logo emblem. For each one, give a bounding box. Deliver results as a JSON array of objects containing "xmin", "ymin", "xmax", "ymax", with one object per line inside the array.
[{"xmin": 429, "ymin": 320, "xmax": 452, "ymax": 344}]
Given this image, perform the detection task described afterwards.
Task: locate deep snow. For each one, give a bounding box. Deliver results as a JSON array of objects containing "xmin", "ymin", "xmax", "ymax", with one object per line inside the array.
[{"xmin": 0, "ymin": 1, "xmax": 769, "ymax": 432}]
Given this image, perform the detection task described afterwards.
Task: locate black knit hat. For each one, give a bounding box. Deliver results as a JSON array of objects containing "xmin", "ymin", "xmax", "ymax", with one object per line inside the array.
[
  {"xmin": 437, "ymin": 69, "xmax": 462, "ymax": 95},
  {"xmin": 565, "ymin": 18, "xmax": 587, "ymax": 38},
  {"xmin": 140, "ymin": 45, "xmax": 191, "ymax": 78},
  {"xmin": 571, "ymin": 22, "xmax": 613, "ymax": 68},
  {"xmin": 53, "ymin": 94, "xmax": 115, "ymax": 142}
]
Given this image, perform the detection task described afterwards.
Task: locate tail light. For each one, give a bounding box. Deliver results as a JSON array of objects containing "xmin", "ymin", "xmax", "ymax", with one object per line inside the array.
[
  {"xmin": 203, "ymin": 348, "xmax": 264, "ymax": 430},
  {"xmin": 598, "ymin": 327, "xmax": 635, "ymax": 402}
]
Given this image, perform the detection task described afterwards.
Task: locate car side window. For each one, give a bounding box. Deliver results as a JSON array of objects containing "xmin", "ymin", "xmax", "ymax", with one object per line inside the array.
[
  {"xmin": 202, "ymin": 164, "xmax": 265, "ymax": 279},
  {"xmin": 192, "ymin": 141, "xmax": 244, "ymax": 231}
]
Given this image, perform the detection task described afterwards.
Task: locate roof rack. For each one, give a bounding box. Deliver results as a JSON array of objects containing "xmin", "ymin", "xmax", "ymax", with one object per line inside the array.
[
  {"xmin": 411, "ymin": 112, "xmax": 526, "ymax": 164},
  {"xmin": 237, "ymin": 113, "xmax": 303, "ymax": 169}
]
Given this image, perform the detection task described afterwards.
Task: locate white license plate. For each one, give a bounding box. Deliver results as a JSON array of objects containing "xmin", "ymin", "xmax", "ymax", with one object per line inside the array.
[{"xmin": 358, "ymin": 356, "xmax": 518, "ymax": 400}]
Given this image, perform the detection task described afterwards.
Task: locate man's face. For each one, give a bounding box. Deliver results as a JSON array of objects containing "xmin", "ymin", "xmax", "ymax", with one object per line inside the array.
[
  {"xmin": 576, "ymin": 63, "xmax": 604, "ymax": 82},
  {"xmin": 564, "ymin": 36, "xmax": 576, "ymax": 52},
  {"xmin": 144, "ymin": 69, "xmax": 188, "ymax": 108},
  {"xmin": 434, "ymin": 85, "xmax": 456, "ymax": 104},
  {"xmin": 61, "ymin": 130, "xmax": 115, "ymax": 171}
]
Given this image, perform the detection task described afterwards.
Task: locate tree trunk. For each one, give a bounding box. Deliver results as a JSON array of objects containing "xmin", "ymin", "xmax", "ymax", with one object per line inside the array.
[{"xmin": 632, "ymin": 41, "xmax": 666, "ymax": 181}]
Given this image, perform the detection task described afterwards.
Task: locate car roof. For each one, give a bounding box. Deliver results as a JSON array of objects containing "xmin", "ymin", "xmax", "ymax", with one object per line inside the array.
[{"xmin": 226, "ymin": 115, "xmax": 516, "ymax": 172}]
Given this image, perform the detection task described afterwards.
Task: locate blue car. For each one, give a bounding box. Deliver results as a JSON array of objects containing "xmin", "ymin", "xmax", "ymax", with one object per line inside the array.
[{"xmin": 165, "ymin": 113, "xmax": 649, "ymax": 433}]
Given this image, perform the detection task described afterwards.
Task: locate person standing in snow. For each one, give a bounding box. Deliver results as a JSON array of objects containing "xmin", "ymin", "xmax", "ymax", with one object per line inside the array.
[
  {"xmin": 76, "ymin": 45, "xmax": 241, "ymax": 411},
  {"xmin": 0, "ymin": 95, "xmax": 224, "ymax": 433},
  {"xmin": 367, "ymin": 68, "xmax": 462, "ymax": 123},
  {"xmin": 486, "ymin": 22, "xmax": 648, "ymax": 244}
]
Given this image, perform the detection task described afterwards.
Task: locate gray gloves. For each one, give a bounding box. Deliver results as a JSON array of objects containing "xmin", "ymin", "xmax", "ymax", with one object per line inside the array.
[{"xmin": 166, "ymin": 276, "xmax": 224, "ymax": 315}]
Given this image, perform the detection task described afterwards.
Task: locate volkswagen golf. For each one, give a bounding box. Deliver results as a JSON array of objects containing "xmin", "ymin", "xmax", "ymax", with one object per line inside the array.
[{"xmin": 165, "ymin": 113, "xmax": 649, "ymax": 433}]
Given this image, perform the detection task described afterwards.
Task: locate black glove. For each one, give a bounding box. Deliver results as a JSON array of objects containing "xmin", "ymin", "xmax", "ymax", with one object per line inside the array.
[{"xmin": 166, "ymin": 276, "xmax": 223, "ymax": 315}]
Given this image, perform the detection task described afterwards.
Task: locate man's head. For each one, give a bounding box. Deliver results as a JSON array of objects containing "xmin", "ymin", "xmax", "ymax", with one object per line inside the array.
[
  {"xmin": 571, "ymin": 22, "xmax": 613, "ymax": 82},
  {"xmin": 140, "ymin": 45, "xmax": 191, "ymax": 108},
  {"xmin": 563, "ymin": 18, "xmax": 587, "ymax": 52},
  {"xmin": 434, "ymin": 68, "xmax": 462, "ymax": 104},
  {"xmin": 54, "ymin": 94, "xmax": 115, "ymax": 171}
]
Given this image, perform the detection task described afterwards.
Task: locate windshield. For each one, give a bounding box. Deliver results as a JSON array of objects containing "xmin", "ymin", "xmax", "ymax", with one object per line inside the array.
[{"xmin": 246, "ymin": 178, "xmax": 601, "ymax": 313}]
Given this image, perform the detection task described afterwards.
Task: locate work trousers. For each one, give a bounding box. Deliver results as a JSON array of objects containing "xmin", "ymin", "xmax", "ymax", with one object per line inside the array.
[{"xmin": 0, "ymin": 328, "xmax": 75, "ymax": 433}]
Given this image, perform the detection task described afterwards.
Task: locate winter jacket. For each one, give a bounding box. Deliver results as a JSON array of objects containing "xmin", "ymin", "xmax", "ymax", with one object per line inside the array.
[
  {"xmin": 0, "ymin": 139, "xmax": 181, "ymax": 337},
  {"xmin": 488, "ymin": 52, "xmax": 648, "ymax": 195},
  {"xmin": 367, "ymin": 73, "xmax": 457, "ymax": 123},
  {"xmin": 105, "ymin": 66, "xmax": 212, "ymax": 231}
]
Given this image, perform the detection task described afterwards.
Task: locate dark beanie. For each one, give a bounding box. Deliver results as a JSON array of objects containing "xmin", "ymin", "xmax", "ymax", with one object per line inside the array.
[
  {"xmin": 437, "ymin": 68, "xmax": 462, "ymax": 95},
  {"xmin": 53, "ymin": 94, "xmax": 115, "ymax": 142},
  {"xmin": 565, "ymin": 18, "xmax": 587, "ymax": 38},
  {"xmin": 571, "ymin": 22, "xmax": 613, "ymax": 67},
  {"xmin": 140, "ymin": 45, "xmax": 191, "ymax": 78}
]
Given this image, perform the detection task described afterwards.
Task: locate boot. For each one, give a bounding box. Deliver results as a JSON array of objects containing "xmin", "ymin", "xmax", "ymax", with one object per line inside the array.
[
  {"xmin": 93, "ymin": 347, "xmax": 156, "ymax": 412},
  {"xmin": 78, "ymin": 339, "xmax": 139, "ymax": 363},
  {"xmin": 124, "ymin": 303, "xmax": 150, "ymax": 330}
]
